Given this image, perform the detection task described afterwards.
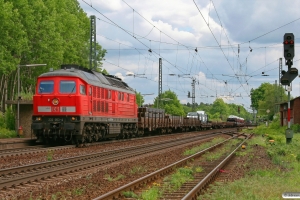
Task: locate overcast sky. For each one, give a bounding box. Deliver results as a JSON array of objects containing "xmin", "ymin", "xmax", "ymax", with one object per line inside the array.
[{"xmin": 78, "ymin": 0, "xmax": 300, "ymax": 112}]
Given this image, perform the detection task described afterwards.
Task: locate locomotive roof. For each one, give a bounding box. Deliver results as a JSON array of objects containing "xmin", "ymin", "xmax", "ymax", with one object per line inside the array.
[{"xmin": 39, "ymin": 65, "xmax": 135, "ymax": 93}]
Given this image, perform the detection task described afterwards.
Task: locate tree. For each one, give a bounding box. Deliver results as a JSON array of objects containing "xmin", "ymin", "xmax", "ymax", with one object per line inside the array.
[
  {"xmin": 210, "ymin": 98, "xmax": 229, "ymax": 118},
  {"xmin": 251, "ymin": 83, "xmax": 287, "ymax": 120},
  {"xmin": 153, "ymin": 90, "xmax": 185, "ymax": 116},
  {"xmin": 0, "ymin": 0, "xmax": 107, "ymax": 112},
  {"xmin": 135, "ymin": 92, "xmax": 144, "ymax": 107}
]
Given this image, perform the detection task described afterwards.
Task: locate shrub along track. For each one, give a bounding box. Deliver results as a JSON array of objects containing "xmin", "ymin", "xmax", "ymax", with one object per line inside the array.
[{"xmin": 1, "ymin": 130, "xmax": 236, "ymax": 199}]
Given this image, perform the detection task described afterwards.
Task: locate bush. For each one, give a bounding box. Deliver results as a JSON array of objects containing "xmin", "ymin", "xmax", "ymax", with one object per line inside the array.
[
  {"xmin": 0, "ymin": 127, "xmax": 17, "ymax": 138},
  {"xmin": 296, "ymin": 154, "xmax": 300, "ymax": 162},
  {"xmin": 5, "ymin": 107, "xmax": 15, "ymax": 130},
  {"xmin": 0, "ymin": 112, "xmax": 4, "ymax": 127},
  {"xmin": 291, "ymin": 124, "xmax": 300, "ymax": 133},
  {"xmin": 0, "ymin": 107, "xmax": 17, "ymax": 138}
]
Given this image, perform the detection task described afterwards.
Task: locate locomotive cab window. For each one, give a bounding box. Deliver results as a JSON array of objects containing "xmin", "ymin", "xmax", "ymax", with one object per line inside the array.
[
  {"xmin": 60, "ymin": 81, "xmax": 76, "ymax": 93},
  {"xmin": 38, "ymin": 81, "xmax": 54, "ymax": 94},
  {"xmin": 80, "ymin": 85, "xmax": 86, "ymax": 95}
]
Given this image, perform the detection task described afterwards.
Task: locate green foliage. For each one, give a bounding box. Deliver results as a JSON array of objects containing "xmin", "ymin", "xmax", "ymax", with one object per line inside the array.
[
  {"xmin": 72, "ymin": 187, "xmax": 84, "ymax": 196},
  {"xmin": 202, "ymin": 135, "xmax": 300, "ymax": 200},
  {"xmin": 135, "ymin": 92, "xmax": 145, "ymax": 107},
  {"xmin": 183, "ymin": 137, "xmax": 224, "ymax": 155},
  {"xmin": 167, "ymin": 167, "xmax": 194, "ymax": 190},
  {"xmin": 104, "ymin": 174, "xmax": 125, "ymax": 182},
  {"xmin": 141, "ymin": 186, "xmax": 161, "ymax": 200},
  {"xmin": 4, "ymin": 107, "xmax": 15, "ymax": 130},
  {"xmin": 0, "ymin": 0, "xmax": 107, "ymax": 103},
  {"xmin": 130, "ymin": 165, "xmax": 147, "ymax": 174},
  {"xmin": 0, "ymin": 107, "xmax": 17, "ymax": 138},
  {"xmin": 47, "ymin": 150, "xmax": 54, "ymax": 161},
  {"xmin": 122, "ymin": 191, "xmax": 139, "ymax": 199},
  {"xmin": 153, "ymin": 90, "xmax": 185, "ymax": 116},
  {"xmin": 182, "ymin": 99, "xmax": 253, "ymax": 121},
  {"xmin": 291, "ymin": 123, "xmax": 300, "ymax": 133},
  {"xmin": 0, "ymin": 127, "xmax": 17, "ymax": 138},
  {"xmin": 296, "ymin": 154, "xmax": 300, "ymax": 162},
  {"xmin": 0, "ymin": 0, "xmax": 27, "ymax": 74},
  {"xmin": 251, "ymin": 83, "xmax": 287, "ymax": 120},
  {"xmin": 19, "ymin": 91, "xmax": 34, "ymax": 100}
]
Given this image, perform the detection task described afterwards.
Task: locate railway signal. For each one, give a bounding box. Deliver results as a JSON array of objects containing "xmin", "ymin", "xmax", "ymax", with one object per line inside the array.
[
  {"xmin": 281, "ymin": 33, "xmax": 297, "ymax": 85},
  {"xmin": 283, "ymin": 33, "xmax": 294, "ymax": 63},
  {"xmin": 280, "ymin": 68, "xmax": 298, "ymax": 85},
  {"xmin": 282, "ymin": 33, "xmax": 296, "ymax": 144}
]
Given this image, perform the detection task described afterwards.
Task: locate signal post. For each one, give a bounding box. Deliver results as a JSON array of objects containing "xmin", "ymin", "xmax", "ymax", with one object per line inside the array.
[{"xmin": 281, "ymin": 33, "xmax": 298, "ymax": 144}]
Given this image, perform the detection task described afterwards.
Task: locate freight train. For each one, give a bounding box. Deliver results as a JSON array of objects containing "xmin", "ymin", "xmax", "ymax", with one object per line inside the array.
[{"xmin": 31, "ymin": 64, "xmax": 244, "ymax": 145}]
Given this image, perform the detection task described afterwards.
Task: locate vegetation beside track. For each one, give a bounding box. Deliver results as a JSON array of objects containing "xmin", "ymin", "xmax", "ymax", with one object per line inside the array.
[
  {"xmin": 0, "ymin": 107, "xmax": 17, "ymax": 138},
  {"xmin": 202, "ymin": 117, "xmax": 300, "ymax": 200}
]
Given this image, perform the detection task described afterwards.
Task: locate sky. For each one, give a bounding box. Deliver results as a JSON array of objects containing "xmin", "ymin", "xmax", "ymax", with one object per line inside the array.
[{"xmin": 78, "ymin": 0, "xmax": 300, "ymax": 112}]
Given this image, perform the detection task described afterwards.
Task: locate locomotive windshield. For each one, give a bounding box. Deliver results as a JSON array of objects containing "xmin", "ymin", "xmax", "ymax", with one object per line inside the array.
[
  {"xmin": 38, "ymin": 81, "xmax": 54, "ymax": 94},
  {"xmin": 60, "ymin": 81, "xmax": 76, "ymax": 93}
]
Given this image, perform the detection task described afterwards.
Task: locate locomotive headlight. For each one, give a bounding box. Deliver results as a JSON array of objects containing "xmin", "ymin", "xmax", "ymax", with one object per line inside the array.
[
  {"xmin": 52, "ymin": 98, "xmax": 59, "ymax": 105},
  {"xmin": 36, "ymin": 117, "xmax": 42, "ymax": 121},
  {"xmin": 71, "ymin": 117, "xmax": 76, "ymax": 121}
]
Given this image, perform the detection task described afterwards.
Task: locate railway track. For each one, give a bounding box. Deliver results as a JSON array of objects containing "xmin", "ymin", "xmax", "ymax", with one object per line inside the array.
[
  {"xmin": 92, "ymin": 133, "xmax": 252, "ymax": 200},
  {"xmin": 0, "ymin": 130, "xmax": 231, "ymax": 191},
  {"xmin": 0, "ymin": 128, "xmax": 237, "ymax": 159}
]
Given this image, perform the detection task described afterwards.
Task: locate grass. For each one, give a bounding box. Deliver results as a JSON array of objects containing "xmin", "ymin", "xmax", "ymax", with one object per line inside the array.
[
  {"xmin": 166, "ymin": 166, "xmax": 194, "ymax": 190},
  {"xmin": 47, "ymin": 150, "xmax": 54, "ymax": 161},
  {"xmin": 122, "ymin": 191, "xmax": 140, "ymax": 199},
  {"xmin": 200, "ymin": 118, "xmax": 300, "ymax": 200},
  {"xmin": 72, "ymin": 187, "xmax": 85, "ymax": 196},
  {"xmin": 104, "ymin": 174, "xmax": 125, "ymax": 182},
  {"xmin": 183, "ymin": 137, "xmax": 225, "ymax": 156},
  {"xmin": 203, "ymin": 139, "xmax": 239, "ymax": 161},
  {"xmin": 133, "ymin": 138, "xmax": 241, "ymax": 200},
  {"xmin": 130, "ymin": 165, "xmax": 147, "ymax": 174}
]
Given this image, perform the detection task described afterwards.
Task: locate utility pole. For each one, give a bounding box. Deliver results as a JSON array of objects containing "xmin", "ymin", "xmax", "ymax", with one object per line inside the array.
[
  {"xmin": 90, "ymin": 15, "xmax": 97, "ymax": 70},
  {"xmin": 187, "ymin": 78, "xmax": 196, "ymax": 112},
  {"xmin": 191, "ymin": 78, "xmax": 196, "ymax": 112},
  {"xmin": 157, "ymin": 58, "xmax": 162, "ymax": 108}
]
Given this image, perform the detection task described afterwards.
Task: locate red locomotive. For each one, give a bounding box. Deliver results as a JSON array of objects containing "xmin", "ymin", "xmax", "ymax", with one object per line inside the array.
[
  {"xmin": 31, "ymin": 64, "xmax": 138, "ymax": 145},
  {"xmin": 31, "ymin": 64, "xmax": 245, "ymax": 145}
]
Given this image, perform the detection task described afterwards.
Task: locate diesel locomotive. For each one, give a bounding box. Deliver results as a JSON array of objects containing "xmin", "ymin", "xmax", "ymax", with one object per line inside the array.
[{"xmin": 31, "ymin": 64, "xmax": 138, "ymax": 144}]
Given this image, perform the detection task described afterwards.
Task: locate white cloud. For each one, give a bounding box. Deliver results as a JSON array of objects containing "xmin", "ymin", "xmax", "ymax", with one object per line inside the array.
[{"xmin": 79, "ymin": 0, "xmax": 300, "ymax": 109}]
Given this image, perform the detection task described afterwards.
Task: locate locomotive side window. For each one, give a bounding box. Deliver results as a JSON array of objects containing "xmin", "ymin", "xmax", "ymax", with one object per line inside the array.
[
  {"xmin": 60, "ymin": 81, "xmax": 76, "ymax": 93},
  {"xmin": 118, "ymin": 92, "xmax": 121, "ymax": 100},
  {"xmin": 80, "ymin": 85, "xmax": 86, "ymax": 95},
  {"xmin": 127, "ymin": 94, "xmax": 130, "ymax": 102},
  {"xmin": 38, "ymin": 81, "xmax": 54, "ymax": 94},
  {"xmin": 108, "ymin": 90, "xmax": 111, "ymax": 99}
]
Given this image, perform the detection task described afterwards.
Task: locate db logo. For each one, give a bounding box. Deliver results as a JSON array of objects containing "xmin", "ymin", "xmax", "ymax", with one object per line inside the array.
[{"xmin": 52, "ymin": 107, "xmax": 59, "ymax": 112}]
